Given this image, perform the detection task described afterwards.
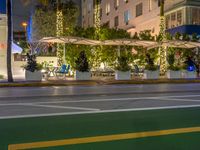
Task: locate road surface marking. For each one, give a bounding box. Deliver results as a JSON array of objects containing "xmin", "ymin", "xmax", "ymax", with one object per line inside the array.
[
  {"xmin": 26, "ymin": 104, "xmax": 100, "ymax": 111},
  {"xmin": 8, "ymin": 126, "xmax": 200, "ymax": 150},
  {"xmin": 157, "ymin": 98, "xmax": 200, "ymax": 102},
  {"xmin": 1, "ymin": 94, "xmax": 200, "ymax": 106},
  {"xmin": 1, "ymin": 104, "xmax": 200, "ymax": 120}
]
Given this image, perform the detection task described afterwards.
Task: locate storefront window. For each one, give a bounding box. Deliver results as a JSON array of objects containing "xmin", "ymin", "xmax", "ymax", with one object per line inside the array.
[
  {"xmin": 165, "ymin": 8, "xmax": 184, "ymax": 29},
  {"xmin": 191, "ymin": 8, "xmax": 200, "ymax": 25},
  {"xmin": 171, "ymin": 12, "xmax": 176, "ymax": 28},
  {"xmin": 177, "ymin": 10, "xmax": 182, "ymax": 26}
]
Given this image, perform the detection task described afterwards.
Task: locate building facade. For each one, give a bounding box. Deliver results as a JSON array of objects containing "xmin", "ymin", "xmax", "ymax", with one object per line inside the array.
[
  {"xmin": 0, "ymin": 0, "xmax": 7, "ymax": 76},
  {"xmin": 82, "ymin": 0, "xmax": 200, "ymax": 36}
]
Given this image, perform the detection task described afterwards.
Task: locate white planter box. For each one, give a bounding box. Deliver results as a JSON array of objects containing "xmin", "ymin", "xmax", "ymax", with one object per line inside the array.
[
  {"xmin": 182, "ymin": 70, "xmax": 196, "ymax": 78},
  {"xmin": 74, "ymin": 70, "xmax": 91, "ymax": 80},
  {"xmin": 115, "ymin": 70, "xmax": 131, "ymax": 80},
  {"xmin": 25, "ymin": 70, "xmax": 42, "ymax": 81},
  {"xmin": 143, "ymin": 70, "xmax": 159, "ymax": 79},
  {"xmin": 167, "ymin": 70, "xmax": 182, "ymax": 79}
]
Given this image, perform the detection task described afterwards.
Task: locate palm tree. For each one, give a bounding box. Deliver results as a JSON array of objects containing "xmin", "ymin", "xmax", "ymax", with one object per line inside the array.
[{"xmin": 7, "ymin": 0, "xmax": 14, "ymax": 82}]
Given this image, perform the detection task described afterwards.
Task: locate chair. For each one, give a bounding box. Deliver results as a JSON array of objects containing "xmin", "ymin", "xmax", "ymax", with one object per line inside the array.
[{"xmin": 56, "ymin": 64, "xmax": 70, "ymax": 79}]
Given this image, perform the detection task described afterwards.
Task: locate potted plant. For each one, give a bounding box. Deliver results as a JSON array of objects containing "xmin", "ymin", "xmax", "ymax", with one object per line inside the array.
[
  {"xmin": 74, "ymin": 51, "xmax": 91, "ymax": 80},
  {"xmin": 143, "ymin": 54, "xmax": 159, "ymax": 79},
  {"xmin": 115, "ymin": 56, "xmax": 131, "ymax": 80},
  {"xmin": 23, "ymin": 53, "xmax": 43, "ymax": 81},
  {"xmin": 182, "ymin": 56, "xmax": 197, "ymax": 78},
  {"xmin": 167, "ymin": 53, "xmax": 181, "ymax": 79}
]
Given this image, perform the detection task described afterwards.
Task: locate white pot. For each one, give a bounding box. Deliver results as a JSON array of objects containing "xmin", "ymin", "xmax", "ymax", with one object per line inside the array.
[
  {"xmin": 143, "ymin": 70, "xmax": 159, "ymax": 79},
  {"xmin": 74, "ymin": 70, "xmax": 91, "ymax": 80},
  {"xmin": 115, "ymin": 70, "xmax": 131, "ymax": 80},
  {"xmin": 167, "ymin": 70, "xmax": 182, "ymax": 79},
  {"xmin": 25, "ymin": 70, "xmax": 42, "ymax": 81},
  {"xmin": 182, "ymin": 70, "xmax": 196, "ymax": 78}
]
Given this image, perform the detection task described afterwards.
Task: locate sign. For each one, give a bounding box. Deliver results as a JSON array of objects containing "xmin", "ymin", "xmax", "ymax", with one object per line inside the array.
[
  {"xmin": 0, "ymin": 0, "xmax": 6, "ymax": 14},
  {"xmin": 0, "ymin": 43, "xmax": 6, "ymax": 49}
]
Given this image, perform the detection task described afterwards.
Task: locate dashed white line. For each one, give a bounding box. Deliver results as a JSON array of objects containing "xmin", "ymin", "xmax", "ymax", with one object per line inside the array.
[{"xmin": 0, "ymin": 104, "xmax": 200, "ymax": 120}]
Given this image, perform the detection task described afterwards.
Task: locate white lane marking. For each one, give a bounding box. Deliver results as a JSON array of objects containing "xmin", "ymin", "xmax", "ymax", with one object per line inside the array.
[
  {"xmin": 21, "ymin": 103, "xmax": 100, "ymax": 111},
  {"xmin": 156, "ymin": 98, "xmax": 200, "ymax": 102},
  {"xmin": 1, "ymin": 94, "xmax": 200, "ymax": 106},
  {"xmin": 0, "ymin": 104, "xmax": 200, "ymax": 120},
  {"xmin": 27, "ymin": 94, "xmax": 200, "ymax": 104}
]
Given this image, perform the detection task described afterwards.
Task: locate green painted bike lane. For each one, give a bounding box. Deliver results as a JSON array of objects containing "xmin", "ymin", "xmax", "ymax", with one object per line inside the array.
[{"xmin": 1, "ymin": 107, "xmax": 200, "ymax": 150}]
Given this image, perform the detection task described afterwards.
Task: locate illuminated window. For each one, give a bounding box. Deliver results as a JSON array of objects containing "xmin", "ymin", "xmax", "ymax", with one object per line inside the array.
[
  {"xmin": 148, "ymin": 0, "xmax": 152, "ymax": 11},
  {"xmin": 106, "ymin": 2, "xmax": 110, "ymax": 15},
  {"xmin": 124, "ymin": 10, "xmax": 130, "ymax": 25},
  {"xmin": 114, "ymin": 0, "xmax": 119, "ymax": 10}
]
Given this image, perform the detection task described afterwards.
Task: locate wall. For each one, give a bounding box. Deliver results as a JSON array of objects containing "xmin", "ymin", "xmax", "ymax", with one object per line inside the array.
[{"xmin": 0, "ymin": 14, "xmax": 7, "ymax": 78}]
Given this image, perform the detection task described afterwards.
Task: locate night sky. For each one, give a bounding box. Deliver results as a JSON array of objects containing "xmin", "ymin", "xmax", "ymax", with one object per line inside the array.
[
  {"xmin": 1, "ymin": 0, "xmax": 81, "ymax": 31},
  {"xmin": 13, "ymin": 0, "xmax": 35, "ymax": 31}
]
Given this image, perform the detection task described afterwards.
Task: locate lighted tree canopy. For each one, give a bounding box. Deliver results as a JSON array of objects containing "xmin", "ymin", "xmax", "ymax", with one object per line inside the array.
[{"xmin": 32, "ymin": 1, "xmax": 79, "ymax": 41}]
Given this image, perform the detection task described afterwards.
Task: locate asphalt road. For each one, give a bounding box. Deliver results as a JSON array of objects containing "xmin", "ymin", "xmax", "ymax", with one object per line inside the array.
[
  {"xmin": 1, "ymin": 83, "xmax": 200, "ymax": 150},
  {"xmin": 1, "ymin": 83, "xmax": 200, "ymax": 119}
]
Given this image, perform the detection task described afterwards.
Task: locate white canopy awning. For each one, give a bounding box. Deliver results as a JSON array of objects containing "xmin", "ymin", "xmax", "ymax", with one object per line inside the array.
[
  {"xmin": 12, "ymin": 42, "xmax": 23, "ymax": 54},
  {"xmin": 38, "ymin": 37, "xmax": 157, "ymax": 48},
  {"xmin": 39, "ymin": 36, "xmax": 102, "ymax": 45},
  {"xmin": 38, "ymin": 37, "xmax": 200, "ymax": 49},
  {"xmin": 162, "ymin": 40, "xmax": 200, "ymax": 49}
]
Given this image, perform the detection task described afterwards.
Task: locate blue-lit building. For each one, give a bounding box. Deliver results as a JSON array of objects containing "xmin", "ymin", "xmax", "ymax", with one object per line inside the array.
[
  {"xmin": 0, "ymin": 0, "xmax": 6, "ymax": 14},
  {"xmin": 165, "ymin": 0, "xmax": 200, "ymax": 36}
]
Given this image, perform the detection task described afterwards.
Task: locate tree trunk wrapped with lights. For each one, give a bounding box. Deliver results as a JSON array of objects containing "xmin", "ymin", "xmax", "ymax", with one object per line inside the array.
[
  {"xmin": 159, "ymin": 0, "xmax": 167, "ymax": 75},
  {"xmin": 56, "ymin": 0, "xmax": 64, "ymax": 66},
  {"xmin": 94, "ymin": 0, "xmax": 101, "ymax": 39}
]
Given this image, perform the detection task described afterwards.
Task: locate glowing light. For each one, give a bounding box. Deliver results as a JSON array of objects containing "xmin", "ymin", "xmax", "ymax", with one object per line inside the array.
[{"xmin": 56, "ymin": 9, "xmax": 64, "ymax": 66}]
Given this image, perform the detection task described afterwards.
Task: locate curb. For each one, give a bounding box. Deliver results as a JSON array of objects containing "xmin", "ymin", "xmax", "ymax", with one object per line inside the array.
[{"xmin": 1, "ymin": 79, "xmax": 200, "ymax": 87}]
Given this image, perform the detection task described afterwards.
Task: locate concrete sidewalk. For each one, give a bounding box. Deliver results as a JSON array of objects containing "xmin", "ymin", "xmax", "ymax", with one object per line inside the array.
[{"xmin": 1, "ymin": 78, "xmax": 200, "ymax": 87}]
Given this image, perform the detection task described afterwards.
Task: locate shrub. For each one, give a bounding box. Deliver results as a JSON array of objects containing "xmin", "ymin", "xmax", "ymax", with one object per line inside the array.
[
  {"xmin": 167, "ymin": 53, "xmax": 181, "ymax": 71},
  {"xmin": 23, "ymin": 53, "xmax": 43, "ymax": 72},
  {"xmin": 75, "ymin": 51, "xmax": 89, "ymax": 72},
  {"xmin": 145, "ymin": 54, "xmax": 158, "ymax": 71},
  {"xmin": 115, "ymin": 56, "xmax": 131, "ymax": 72}
]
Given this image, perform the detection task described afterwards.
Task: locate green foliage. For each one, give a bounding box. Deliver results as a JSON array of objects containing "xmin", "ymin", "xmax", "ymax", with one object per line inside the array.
[
  {"xmin": 167, "ymin": 53, "xmax": 175, "ymax": 66},
  {"xmin": 75, "ymin": 51, "xmax": 89, "ymax": 72},
  {"xmin": 174, "ymin": 32, "xmax": 181, "ymax": 40},
  {"xmin": 139, "ymin": 30, "xmax": 154, "ymax": 41},
  {"xmin": 23, "ymin": 53, "xmax": 43, "ymax": 72},
  {"xmin": 32, "ymin": 8, "xmax": 56, "ymax": 40},
  {"xmin": 167, "ymin": 53, "xmax": 181, "ymax": 71},
  {"xmin": 145, "ymin": 53, "xmax": 158, "ymax": 71},
  {"xmin": 32, "ymin": 1, "xmax": 79, "ymax": 40},
  {"xmin": 115, "ymin": 56, "xmax": 131, "ymax": 72}
]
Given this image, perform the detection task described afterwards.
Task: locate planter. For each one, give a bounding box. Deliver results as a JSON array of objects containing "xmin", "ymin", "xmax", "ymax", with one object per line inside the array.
[
  {"xmin": 143, "ymin": 70, "xmax": 159, "ymax": 79},
  {"xmin": 167, "ymin": 70, "xmax": 182, "ymax": 79},
  {"xmin": 25, "ymin": 70, "xmax": 42, "ymax": 81},
  {"xmin": 115, "ymin": 70, "xmax": 131, "ymax": 80},
  {"xmin": 182, "ymin": 70, "xmax": 197, "ymax": 79},
  {"xmin": 74, "ymin": 70, "xmax": 91, "ymax": 80}
]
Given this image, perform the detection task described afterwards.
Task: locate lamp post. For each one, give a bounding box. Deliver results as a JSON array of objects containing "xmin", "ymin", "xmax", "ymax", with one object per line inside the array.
[{"xmin": 21, "ymin": 21, "xmax": 28, "ymax": 40}]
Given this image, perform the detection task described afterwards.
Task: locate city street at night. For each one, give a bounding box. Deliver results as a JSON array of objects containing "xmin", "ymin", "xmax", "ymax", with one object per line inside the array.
[{"xmin": 1, "ymin": 83, "xmax": 200, "ymax": 150}]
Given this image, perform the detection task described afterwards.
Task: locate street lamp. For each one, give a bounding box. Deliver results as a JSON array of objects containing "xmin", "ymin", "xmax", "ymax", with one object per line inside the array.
[{"xmin": 21, "ymin": 21, "xmax": 28, "ymax": 40}]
